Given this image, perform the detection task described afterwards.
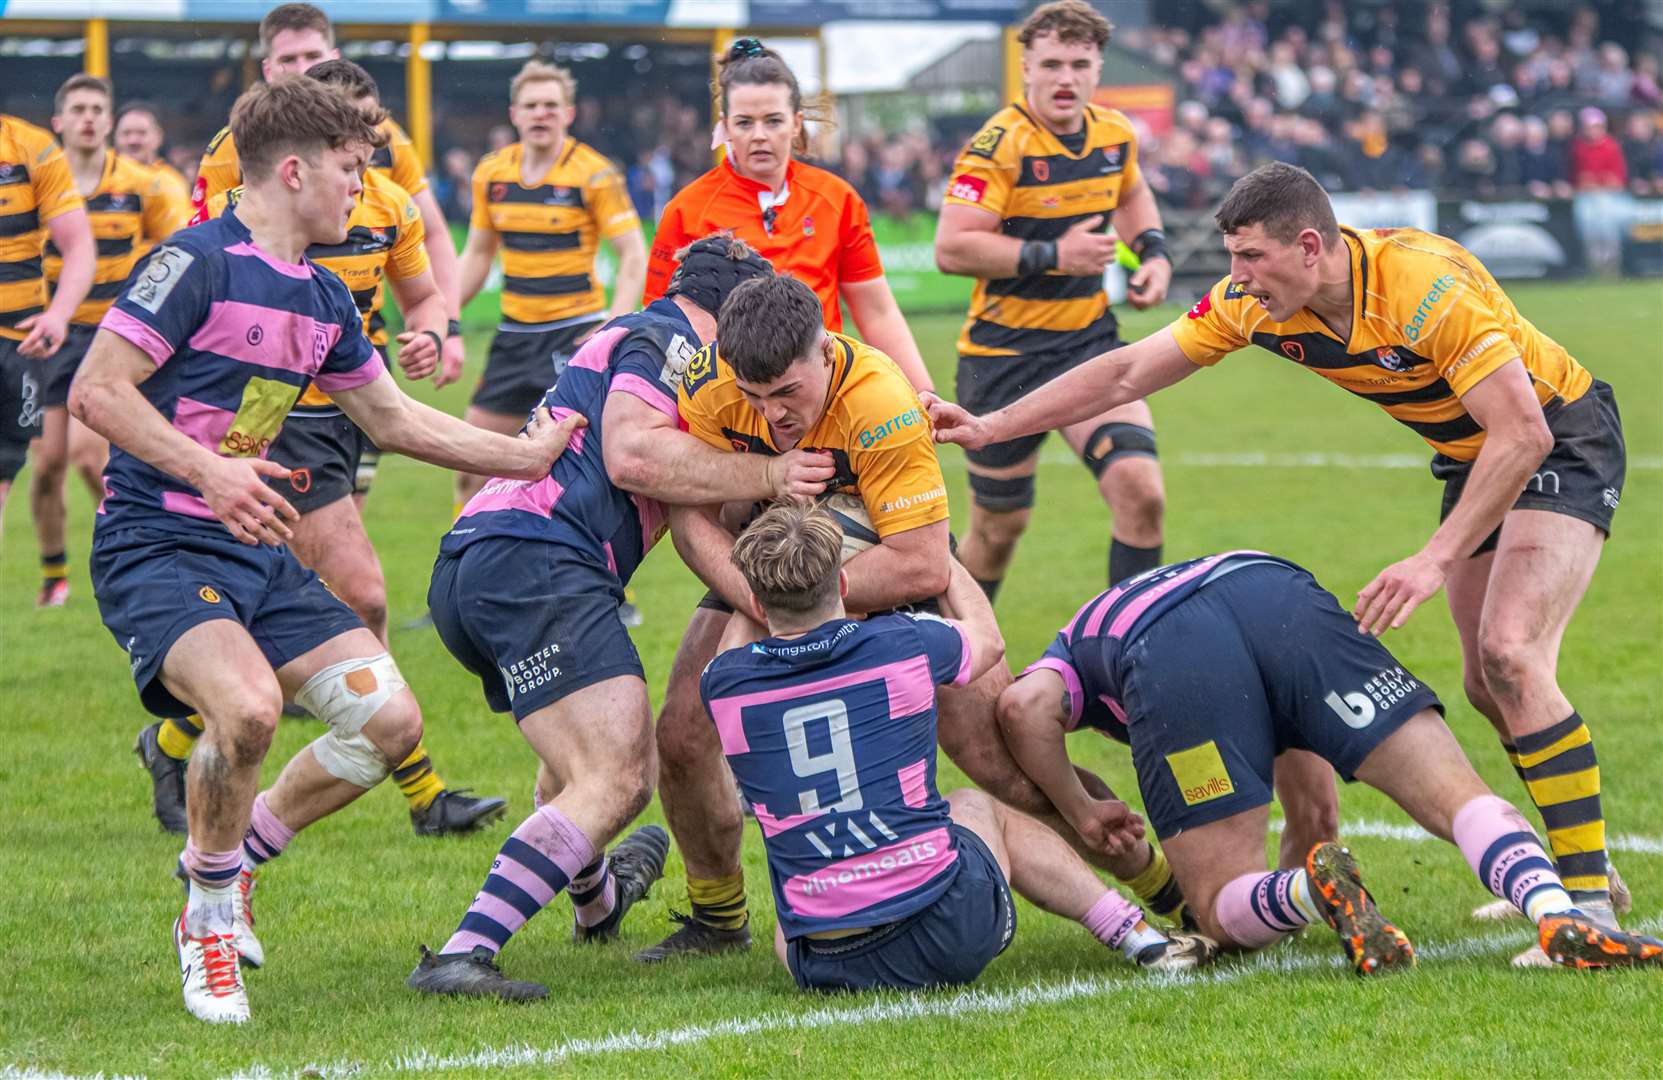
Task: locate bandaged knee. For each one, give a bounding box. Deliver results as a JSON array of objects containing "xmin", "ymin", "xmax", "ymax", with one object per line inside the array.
[
  {"xmin": 1082, "ymin": 423, "xmax": 1157, "ymax": 479},
  {"xmin": 296, "ymin": 652, "xmax": 407, "ymax": 788}
]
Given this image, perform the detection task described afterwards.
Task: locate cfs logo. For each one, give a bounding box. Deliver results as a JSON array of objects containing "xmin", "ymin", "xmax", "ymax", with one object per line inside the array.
[{"xmin": 948, "ymin": 174, "xmax": 987, "ymax": 203}]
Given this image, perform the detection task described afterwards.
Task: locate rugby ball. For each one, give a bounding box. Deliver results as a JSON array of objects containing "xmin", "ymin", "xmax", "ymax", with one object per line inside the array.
[{"xmin": 818, "ymin": 493, "xmax": 879, "ymax": 563}]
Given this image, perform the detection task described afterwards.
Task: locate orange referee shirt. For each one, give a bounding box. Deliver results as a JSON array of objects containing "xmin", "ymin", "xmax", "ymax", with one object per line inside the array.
[{"xmin": 644, "ymin": 157, "xmax": 884, "ymax": 332}]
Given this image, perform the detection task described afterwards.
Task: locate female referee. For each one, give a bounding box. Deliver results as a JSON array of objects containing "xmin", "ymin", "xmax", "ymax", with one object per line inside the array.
[{"xmin": 643, "ymin": 37, "xmax": 934, "ymax": 391}]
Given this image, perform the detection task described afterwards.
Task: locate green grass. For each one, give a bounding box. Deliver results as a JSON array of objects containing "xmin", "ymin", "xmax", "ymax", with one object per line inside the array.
[{"xmin": 1, "ymin": 281, "xmax": 1660, "ymax": 1078}]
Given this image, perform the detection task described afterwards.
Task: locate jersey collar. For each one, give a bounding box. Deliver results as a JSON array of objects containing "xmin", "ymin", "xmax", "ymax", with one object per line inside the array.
[
  {"xmin": 724, "ymin": 154, "xmax": 797, "ymax": 207},
  {"xmin": 1340, "ymin": 227, "xmax": 1370, "ymax": 352},
  {"xmin": 1012, "ymin": 101, "xmax": 1098, "ymax": 158}
]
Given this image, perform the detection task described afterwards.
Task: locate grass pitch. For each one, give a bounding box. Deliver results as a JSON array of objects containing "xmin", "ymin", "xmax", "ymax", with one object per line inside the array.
[{"xmin": 0, "ymin": 281, "xmax": 1659, "ymax": 1078}]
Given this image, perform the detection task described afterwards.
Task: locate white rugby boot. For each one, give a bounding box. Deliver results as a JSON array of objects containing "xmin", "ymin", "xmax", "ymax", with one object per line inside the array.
[
  {"xmin": 232, "ymin": 868, "xmax": 263, "ymax": 969},
  {"xmin": 175, "ymin": 909, "xmax": 250, "ymax": 1024}
]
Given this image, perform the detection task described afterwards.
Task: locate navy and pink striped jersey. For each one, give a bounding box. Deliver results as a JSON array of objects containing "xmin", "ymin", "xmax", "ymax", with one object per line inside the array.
[
  {"xmin": 701, "ymin": 612, "xmax": 975, "ymax": 939},
  {"xmin": 95, "ymin": 206, "xmax": 381, "ymax": 532},
  {"xmin": 1026, "ymin": 551, "xmax": 1299, "ymax": 741},
  {"xmin": 439, "ymin": 299, "xmax": 697, "ymax": 586}
]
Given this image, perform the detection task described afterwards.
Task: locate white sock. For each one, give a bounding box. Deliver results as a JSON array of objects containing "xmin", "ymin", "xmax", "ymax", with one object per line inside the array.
[{"xmin": 186, "ymin": 879, "xmax": 235, "ymax": 937}]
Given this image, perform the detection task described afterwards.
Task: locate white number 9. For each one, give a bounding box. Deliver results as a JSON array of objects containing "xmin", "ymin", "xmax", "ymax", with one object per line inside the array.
[{"xmin": 782, "ymin": 699, "xmax": 862, "ymax": 814}]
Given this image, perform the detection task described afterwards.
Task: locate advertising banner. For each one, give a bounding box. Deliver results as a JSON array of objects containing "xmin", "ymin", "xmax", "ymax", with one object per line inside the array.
[{"xmin": 1436, "ymin": 197, "xmax": 1583, "ymax": 279}]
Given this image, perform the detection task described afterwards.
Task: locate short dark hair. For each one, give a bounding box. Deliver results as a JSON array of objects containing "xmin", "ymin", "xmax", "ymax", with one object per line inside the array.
[
  {"xmin": 260, "ymin": 3, "xmax": 332, "ymax": 51},
  {"xmin": 116, "ymin": 100, "xmax": 162, "ymax": 127},
  {"xmin": 54, "ymin": 74, "xmax": 112, "ymax": 115},
  {"xmin": 731, "ymin": 500, "xmax": 844, "ymax": 616},
  {"xmin": 1017, "ymin": 0, "xmax": 1113, "ymax": 49},
  {"xmin": 306, "ymin": 59, "xmax": 381, "ymax": 104},
  {"xmin": 231, "ymin": 76, "xmax": 385, "ymax": 183},
  {"xmin": 1214, "ymin": 162, "xmax": 1340, "ymax": 246},
  {"xmin": 717, "ymin": 275, "xmax": 824, "ymax": 383}
]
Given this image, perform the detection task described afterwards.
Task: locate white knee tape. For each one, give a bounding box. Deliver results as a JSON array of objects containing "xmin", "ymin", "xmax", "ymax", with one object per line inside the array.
[{"xmin": 296, "ymin": 653, "xmax": 406, "ymax": 787}]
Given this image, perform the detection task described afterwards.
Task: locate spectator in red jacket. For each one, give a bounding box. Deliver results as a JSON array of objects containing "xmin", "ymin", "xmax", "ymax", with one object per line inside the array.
[{"xmin": 1569, "ymin": 107, "xmax": 1628, "ymax": 189}]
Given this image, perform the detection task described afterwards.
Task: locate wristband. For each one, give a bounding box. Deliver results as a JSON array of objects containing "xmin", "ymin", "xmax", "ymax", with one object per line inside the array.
[
  {"xmin": 1017, "ymin": 239, "xmax": 1058, "ymax": 276},
  {"xmin": 420, "ymin": 329, "xmax": 443, "ymax": 355},
  {"xmin": 446, "ymin": 318, "xmax": 463, "ymax": 339},
  {"xmin": 1132, "ymin": 228, "xmax": 1170, "ymax": 265}
]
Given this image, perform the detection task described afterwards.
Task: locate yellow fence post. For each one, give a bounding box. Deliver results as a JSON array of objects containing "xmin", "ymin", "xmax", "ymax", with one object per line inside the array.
[
  {"xmin": 85, "ymin": 17, "xmax": 109, "ymax": 78},
  {"xmin": 408, "ymin": 22, "xmax": 434, "ymax": 170},
  {"xmin": 1003, "ymin": 25, "xmax": 1022, "ymax": 106}
]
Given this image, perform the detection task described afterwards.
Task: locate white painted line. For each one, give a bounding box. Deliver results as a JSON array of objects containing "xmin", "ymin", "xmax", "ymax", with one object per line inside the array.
[
  {"xmin": 1273, "ymin": 817, "xmax": 1663, "ymax": 857},
  {"xmin": 939, "ymin": 449, "xmax": 1663, "ymax": 471},
  {"xmin": 215, "ymin": 920, "xmax": 1661, "ymax": 1080}
]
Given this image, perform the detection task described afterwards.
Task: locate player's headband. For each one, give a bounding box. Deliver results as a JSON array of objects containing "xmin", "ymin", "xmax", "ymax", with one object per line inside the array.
[{"xmin": 664, "ymin": 236, "xmax": 775, "ymax": 316}]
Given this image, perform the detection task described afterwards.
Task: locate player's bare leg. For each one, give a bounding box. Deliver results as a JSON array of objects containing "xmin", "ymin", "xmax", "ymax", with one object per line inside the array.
[
  {"xmin": 1061, "ymin": 398, "xmax": 1165, "ymax": 585},
  {"xmin": 156, "ymin": 620, "xmax": 285, "ymax": 1024},
  {"xmin": 454, "ymin": 406, "xmax": 524, "ymax": 509},
  {"xmin": 1449, "ymin": 511, "xmax": 1622, "ymax": 935},
  {"xmin": 640, "ymin": 607, "xmax": 750, "ymax": 960},
  {"xmin": 946, "ymin": 788, "xmax": 1214, "ymax": 970},
  {"xmin": 1273, "ymin": 750, "xmax": 1340, "ymax": 869},
  {"xmin": 409, "ymin": 675, "xmax": 668, "ymax": 999}
]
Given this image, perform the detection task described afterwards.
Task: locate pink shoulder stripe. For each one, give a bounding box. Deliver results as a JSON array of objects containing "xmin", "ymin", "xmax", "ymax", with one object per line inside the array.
[{"xmin": 100, "ymin": 309, "xmax": 174, "ymax": 366}]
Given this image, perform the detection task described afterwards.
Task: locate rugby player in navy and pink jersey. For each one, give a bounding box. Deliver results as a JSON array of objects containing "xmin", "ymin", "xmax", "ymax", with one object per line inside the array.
[
  {"xmin": 68, "ymin": 78, "xmax": 585, "ymax": 1025},
  {"xmin": 700, "ymin": 501, "xmax": 1217, "ymax": 992},
  {"xmin": 406, "ymin": 236, "xmax": 839, "ymax": 1001},
  {"xmin": 997, "ymin": 553, "xmax": 1663, "ymax": 973}
]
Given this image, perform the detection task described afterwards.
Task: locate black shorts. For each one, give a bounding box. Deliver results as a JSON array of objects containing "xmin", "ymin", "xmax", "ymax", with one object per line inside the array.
[
  {"xmin": 41, "ymin": 323, "xmax": 97, "ymax": 408},
  {"xmin": 264, "ymin": 412, "xmax": 372, "ymax": 514},
  {"xmin": 1433, "ymin": 379, "xmax": 1625, "ymax": 557},
  {"xmin": 0, "ymin": 335, "xmax": 43, "ymax": 481},
  {"xmin": 428, "ymin": 536, "xmax": 643, "ymax": 722},
  {"xmin": 1120, "ymin": 561, "xmax": 1442, "ymax": 841},
  {"xmin": 472, "ymin": 318, "xmax": 602, "ymax": 417},
  {"xmin": 955, "ymin": 335, "xmax": 1118, "ymax": 470},
  {"xmin": 786, "ymin": 824, "xmax": 1016, "ymax": 993},
  {"xmin": 90, "ymin": 523, "xmax": 364, "ymax": 718}
]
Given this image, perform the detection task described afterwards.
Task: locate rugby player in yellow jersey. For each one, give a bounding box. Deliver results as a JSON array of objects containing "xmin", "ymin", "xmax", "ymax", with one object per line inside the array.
[
  {"xmin": 454, "ymin": 60, "xmax": 646, "ymax": 507},
  {"xmin": 638, "ymin": 273, "xmax": 1185, "ymax": 962},
  {"xmin": 0, "ymin": 113, "xmax": 93, "ymax": 526},
  {"xmin": 33, "ymin": 75, "xmax": 187, "ymax": 609},
  {"xmin": 114, "ymin": 102, "xmax": 192, "ymax": 234},
  {"xmin": 191, "ymin": 3, "xmax": 464, "ymax": 387},
  {"xmin": 928, "ymin": 161, "xmax": 1631, "ymax": 962},
  {"xmin": 935, "ymin": 0, "xmax": 1170, "ymax": 601},
  {"xmin": 134, "ymin": 62, "xmax": 508, "ymax": 844}
]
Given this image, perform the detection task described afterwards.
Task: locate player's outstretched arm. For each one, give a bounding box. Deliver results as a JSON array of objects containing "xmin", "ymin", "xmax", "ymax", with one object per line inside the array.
[
  {"xmin": 1355, "ymin": 358, "xmax": 1553, "ymax": 635},
  {"xmin": 332, "ymin": 372, "xmax": 583, "ymax": 480},
  {"xmin": 936, "ymin": 560, "xmax": 1006, "ymax": 683},
  {"xmin": 923, "ymin": 326, "xmax": 1199, "ymax": 451},
  {"xmin": 69, "ymin": 330, "xmax": 299, "ymax": 546},
  {"xmin": 603, "ymin": 392, "xmax": 834, "ymax": 504},
  {"xmin": 841, "ymin": 519, "xmax": 951, "ymax": 614},
  {"xmin": 668, "ymin": 503, "xmax": 753, "ymax": 612},
  {"xmin": 996, "ymin": 671, "xmax": 1140, "ymax": 857}
]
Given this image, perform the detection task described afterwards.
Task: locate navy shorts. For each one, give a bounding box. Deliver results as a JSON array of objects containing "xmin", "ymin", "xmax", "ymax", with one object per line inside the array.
[
  {"xmin": 41, "ymin": 323, "xmax": 97, "ymax": 408},
  {"xmin": 264, "ymin": 412, "xmax": 372, "ymax": 514},
  {"xmin": 786, "ymin": 824, "xmax": 1016, "ymax": 993},
  {"xmin": 472, "ymin": 318, "xmax": 601, "ymax": 417},
  {"xmin": 1119, "ymin": 562, "xmax": 1442, "ymax": 841},
  {"xmin": 955, "ymin": 332, "xmax": 1118, "ymax": 471},
  {"xmin": 90, "ymin": 523, "xmax": 364, "ymax": 718},
  {"xmin": 428, "ymin": 536, "xmax": 643, "ymax": 721}
]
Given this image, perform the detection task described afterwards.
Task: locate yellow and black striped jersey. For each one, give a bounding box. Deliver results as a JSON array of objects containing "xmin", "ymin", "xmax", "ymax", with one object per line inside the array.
[
  {"xmin": 1169, "ymin": 226, "xmax": 1592, "ymax": 462},
  {"xmin": 469, "ymin": 138, "xmax": 639, "ymax": 327},
  {"xmin": 45, "ymin": 150, "xmax": 188, "ymax": 326},
  {"xmin": 193, "ymin": 115, "xmax": 427, "ymax": 217},
  {"xmin": 143, "ymin": 161, "xmax": 191, "ymax": 254},
  {"xmin": 944, "ymin": 103, "xmax": 1142, "ymax": 359},
  {"xmin": 0, "ymin": 116, "xmax": 85, "ymax": 341},
  {"xmin": 210, "ymin": 167, "xmax": 429, "ymax": 407}
]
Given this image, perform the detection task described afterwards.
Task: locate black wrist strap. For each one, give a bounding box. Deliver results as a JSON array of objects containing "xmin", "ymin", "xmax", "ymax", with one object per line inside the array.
[
  {"xmin": 1133, "ymin": 228, "xmax": 1170, "ymax": 264},
  {"xmin": 420, "ymin": 329, "xmax": 443, "ymax": 355},
  {"xmin": 445, "ymin": 318, "xmax": 463, "ymax": 339},
  {"xmin": 1018, "ymin": 240, "xmax": 1058, "ymax": 276}
]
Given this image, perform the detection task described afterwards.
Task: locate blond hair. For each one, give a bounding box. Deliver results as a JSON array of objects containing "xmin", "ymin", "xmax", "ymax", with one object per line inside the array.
[
  {"xmin": 1017, "ymin": 0, "xmax": 1113, "ymax": 49},
  {"xmin": 510, "ymin": 60, "xmax": 576, "ymax": 106},
  {"xmin": 731, "ymin": 501, "xmax": 844, "ymax": 615},
  {"xmin": 231, "ymin": 76, "xmax": 386, "ymax": 183}
]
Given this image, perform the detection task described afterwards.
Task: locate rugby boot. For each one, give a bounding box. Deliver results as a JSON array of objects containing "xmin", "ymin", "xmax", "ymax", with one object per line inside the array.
[
  {"xmin": 1540, "ymin": 914, "xmax": 1663, "ymax": 970},
  {"xmin": 1305, "ymin": 842, "xmax": 1416, "ymax": 975},
  {"xmin": 411, "ymin": 789, "xmax": 508, "ymax": 837},
  {"xmin": 175, "ymin": 909, "xmax": 249, "ymax": 1024},
  {"xmin": 36, "ymin": 578, "xmax": 68, "ymax": 608},
  {"xmin": 633, "ymin": 911, "xmax": 753, "ymax": 963},
  {"xmin": 1515, "ymin": 892, "xmax": 1624, "ymax": 967},
  {"xmin": 573, "ymin": 825, "xmax": 671, "ymax": 944},
  {"xmin": 1476, "ymin": 860, "xmax": 1632, "ymax": 923},
  {"xmin": 232, "ymin": 868, "xmax": 263, "ymax": 969},
  {"xmin": 406, "ymin": 945, "xmax": 548, "ymax": 1001},
  {"xmin": 134, "ymin": 722, "xmax": 189, "ymax": 835},
  {"xmin": 1134, "ymin": 932, "xmax": 1220, "ymax": 972}
]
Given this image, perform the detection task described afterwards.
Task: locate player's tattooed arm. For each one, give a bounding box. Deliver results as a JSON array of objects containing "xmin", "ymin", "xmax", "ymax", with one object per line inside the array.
[
  {"xmin": 70, "ymin": 330, "xmax": 299, "ymax": 546},
  {"xmin": 602, "ymin": 391, "xmax": 834, "ymax": 503}
]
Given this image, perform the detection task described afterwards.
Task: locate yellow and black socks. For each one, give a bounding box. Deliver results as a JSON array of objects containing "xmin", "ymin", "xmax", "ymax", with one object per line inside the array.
[
  {"xmin": 40, "ymin": 550, "xmax": 67, "ymax": 586},
  {"xmin": 688, "ymin": 871, "xmax": 748, "ymax": 930},
  {"xmin": 394, "ymin": 743, "xmax": 447, "ymax": 812},
  {"xmin": 156, "ymin": 714, "xmax": 204, "ymax": 761},
  {"xmin": 1123, "ymin": 844, "xmax": 1188, "ymax": 926},
  {"xmin": 1508, "ymin": 713, "xmax": 1607, "ymax": 904}
]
